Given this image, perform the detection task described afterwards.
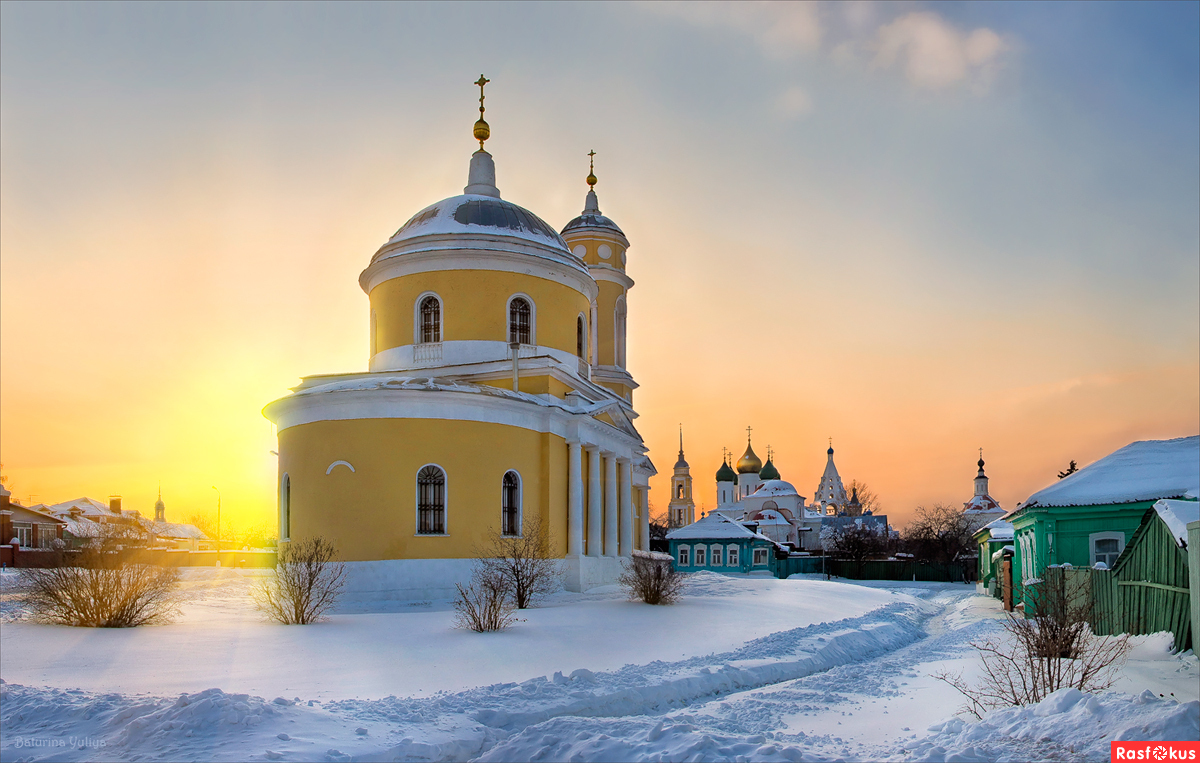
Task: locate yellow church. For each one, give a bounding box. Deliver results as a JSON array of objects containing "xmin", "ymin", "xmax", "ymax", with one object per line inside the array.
[{"xmin": 263, "ymin": 78, "xmax": 655, "ymax": 599}]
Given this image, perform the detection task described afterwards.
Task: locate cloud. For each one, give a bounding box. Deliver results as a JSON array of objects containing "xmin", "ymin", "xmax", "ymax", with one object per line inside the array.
[
  {"xmin": 643, "ymin": 1, "xmax": 821, "ymax": 59},
  {"xmin": 775, "ymin": 86, "xmax": 813, "ymax": 118},
  {"xmin": 871, "ymin": 11, "xmax": 1008, "ymax": 91}
]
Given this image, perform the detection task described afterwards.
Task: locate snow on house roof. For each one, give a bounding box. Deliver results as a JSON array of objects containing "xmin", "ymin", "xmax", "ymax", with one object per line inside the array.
[
  {"xmin": 1153, "ymin": 499, "xmax": 1199, "ymax": 547},
  {"xmin": 667, "ymin": 512, "xmax": 773, "ymax": 542},
  {"xmin": 150, "ymin": 521, "xmax": 209, "ymax": 540},
  {"xmin": 49, "ymin": 497, "xmax": 116, "ymax": 517},
  {"xmin": 749, "ymin": 480, "xmax": 802, "ymax": 498},
  {"xmin": 980, "ymin": 518, "xmax": 1014, "ymax": 541},
  {"xmin": 1021, "ymin": 436, "xmax": 1199, "ymax": 509}
]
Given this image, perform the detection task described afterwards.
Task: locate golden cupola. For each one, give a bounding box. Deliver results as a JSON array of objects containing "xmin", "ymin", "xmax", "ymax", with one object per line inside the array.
[{"xmin": 736, "ymin": 438, "xmax": 763, "ymax": 474}]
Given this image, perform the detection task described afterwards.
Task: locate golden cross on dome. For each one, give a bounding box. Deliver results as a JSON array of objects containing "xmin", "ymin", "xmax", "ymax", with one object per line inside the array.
[
  {"xmin": 746, "ymin": 425, "xmax": 753, "ymax": 442},
  {"xmin": 473, "ymin": 75, "xmax": 491, "ymax": 149},
  {"xmin": 587, "ymin": 150, "xmax": 597, "ymax": 189}
]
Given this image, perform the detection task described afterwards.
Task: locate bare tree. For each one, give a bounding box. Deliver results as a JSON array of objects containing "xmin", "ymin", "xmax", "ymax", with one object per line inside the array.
[
  {"xmin": 935, "ymin": 572, "xmax": 1130, "ymax": 718},
  {"xmin": 648, "ymin": 506, "xmax": 669, "ymax": 541},
  {"xmin": 253, "ymin": 536, "xmax": 346, "ymax": 624},
  {"xmin": 618, "ymin": 550, "xmax": 686, "ymax": 605},
  {"xmin": 453, "ymin": 567, "xmax": 518, "ymax": 632},
  {"xmin": 902, "ymin": 503, "xmax": 976, "ymax": 564},
  {"xmin": 845, "ymin": 479, "xmax": 881, "ymax": 515},
  {"xmin": 475, "ymin": 516, "xmax": 561, "ymax": 609},
  {"xmin": 21, "ymin": 535, "xmax": 182, "ymax": 627},
  {"xmin": 821, "ymin": 521, "xmax": 887, "ymax": 578}
]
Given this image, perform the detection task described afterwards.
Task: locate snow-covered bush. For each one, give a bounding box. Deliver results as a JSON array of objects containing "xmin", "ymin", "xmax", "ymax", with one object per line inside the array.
[
  {"xmin": 454, "ymin": 568, "xmax": 517, "ymax": 632},
  {"xmin": 936, "ymin": 571, "xmax": 1130, "ymax": 717},
  {"xmin": 253, "ymin": 536, "xmax": 346, "ymax": 625},
  {"xmin": 618, "ymin": 550, "xmax": 685, "ymax": 605},
  {"xmin": 21, "ymin": 541, "xmax": 181, "ymax": 627},
  {"xmin": 476, "ymin": 516, "xmax": 561, "ymax": 609}
]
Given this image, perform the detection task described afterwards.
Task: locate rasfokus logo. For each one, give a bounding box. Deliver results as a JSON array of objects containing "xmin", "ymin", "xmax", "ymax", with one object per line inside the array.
[{"xmin": 1111, "ymin": 742, "xmax": 1200, "ymax": 761}]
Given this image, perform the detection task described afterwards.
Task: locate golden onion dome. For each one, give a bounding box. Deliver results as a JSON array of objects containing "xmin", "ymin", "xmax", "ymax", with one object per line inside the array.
[{"xmin": 736, "ymin": 442, "xmax": 762, "ymax": 474}]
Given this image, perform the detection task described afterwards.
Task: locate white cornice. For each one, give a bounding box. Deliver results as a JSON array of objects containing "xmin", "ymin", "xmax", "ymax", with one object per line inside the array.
[
  {"xmin": 562, "ymin": 226, "xmax": 630, "ymax": 250},
  {"xmin": 360, "ymin": 237, "xmax": 597, "ymax": 300},
  {"xmin": 588, "ymin": 264, "xmax": 635, "ymax": 290}
]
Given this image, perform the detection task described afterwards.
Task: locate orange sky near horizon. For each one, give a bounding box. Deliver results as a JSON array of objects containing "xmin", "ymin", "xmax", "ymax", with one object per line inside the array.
[{"xmin": 2, "ymin": 3, "xmax": 1197, "ymax": 532}]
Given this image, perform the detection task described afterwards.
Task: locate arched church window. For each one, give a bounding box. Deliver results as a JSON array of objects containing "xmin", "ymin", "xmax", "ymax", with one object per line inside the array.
[
  {"xmin": 417, "ymin": 465, "xmax": 446, "ymax": 534},
  {"xmin": 509, "ymin": 298, "xmax": 531, "ymax": 345},
  {"xmin": 280, "ymin": 473, "xmax": 291, "ymax": 540},
  {"xmin": 419, "ymin": 296, "xmax": 441, "ymax": 343},
  {"xmin": 615, "ymin": 296, "xmax": 627, "ymax": 367},
  {"xmin": 501, "ymin": 471, "xmax": 520, "ymax": 536},
  {"xmin": 676, "ymin": 483, "xmax": 684, "ymax": 499},
  {"xmin": 577, "ymin": 316, "xmax": 585, "ymax": 358}
]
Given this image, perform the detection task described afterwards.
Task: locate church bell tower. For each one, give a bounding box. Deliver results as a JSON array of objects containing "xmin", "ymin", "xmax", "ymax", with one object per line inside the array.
[{"xmin": 667, "ymin": 427, "xmax": 695, "ymax": 528}]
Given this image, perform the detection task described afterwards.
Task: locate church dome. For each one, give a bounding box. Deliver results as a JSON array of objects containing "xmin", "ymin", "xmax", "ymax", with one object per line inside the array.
[
  {"xmin": 759, "ymin": 459, "xmax": 780, "ymax": 481},
  {"xmin": 716, "ymin": 460, "xmax": 737, "ymax": 483},
  {"xmin": 388, "ymin": 194, "xmax": 571, "ymax": 253},
  {"xmin": 737, "ymin": 442, "xmax": 762, "ymax": 474}
]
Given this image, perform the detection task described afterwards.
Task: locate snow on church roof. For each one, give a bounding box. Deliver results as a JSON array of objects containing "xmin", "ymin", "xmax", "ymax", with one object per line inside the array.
[
  {"xmin": 1022, "ymin": 436, "xmax": 1199, "ymax": 509},
  {"xmin": 750, "ymin": 480, "xmax": 801, "ymax": 498},
  {"xmin": 1153, "ymin": 499, "xmax": 1199, "ymax": 547}
]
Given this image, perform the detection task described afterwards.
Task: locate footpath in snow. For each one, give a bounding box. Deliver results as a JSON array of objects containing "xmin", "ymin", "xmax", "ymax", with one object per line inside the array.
[{"xmin": 1, "ymin": 571, "xmax": 1196, "ymax": 762}]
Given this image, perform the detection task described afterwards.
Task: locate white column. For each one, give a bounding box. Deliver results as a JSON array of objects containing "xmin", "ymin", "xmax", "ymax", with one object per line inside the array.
[
  {"xmin": 619, "ymin": 458, "xmax": 633, "ymax": 557},
  {"xmin": 568, "ymin": 440, "xmax": 583, "ymax": 556},
  {"xmin": 640, "ymin": 485, "xmax": 651, "ymax": 553},
  {"xmin": 587, "ymin": 446, "xmax": 602, "ymax": 557},
  {"xmin": 604, "ymin": 452, "xmax": 618, "ymax": 557}
]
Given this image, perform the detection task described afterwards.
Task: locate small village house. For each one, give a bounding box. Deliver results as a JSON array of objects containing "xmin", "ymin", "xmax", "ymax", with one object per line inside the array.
[
  {"xmin": 1008, "ymin": 435, "xmax": 1199, "ymax": 613},
  {"xmin": 667, "ymin": 511, "xmax": 779, "ymax": 574},
  {"xmin": 0, "ymin": 485, "xmax": 66, "ymax": 550},
  {"xmin": 973, "ymin": 517, "xmax": 1014, "ymax": 599}
]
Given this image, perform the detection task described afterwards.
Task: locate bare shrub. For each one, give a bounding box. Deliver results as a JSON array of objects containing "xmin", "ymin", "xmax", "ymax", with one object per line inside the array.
[
  {"xmin": 22, "ymin": 540, "xmax": 181, "ymax": 627},
  {"xmin": 454, "ymin": 568, "xmax": 517, "ymax": 632},
  {"xmin": 618, "ymin": 550, "xmax": 686, "ymax": 605},
  {"xmin": 935, "ymin": 572, "xmax": 1130, "ymax": 718},
  {"xmin": 821, "ymin": 521, "xmax": 887, "ymax": 578},
  {"xmin": 476, "ymin": 516, "xmax": 561, "ymax": 609},
  {"xmin": 253, "ymin": 536, "xmax": 346, "ymax": 624}
]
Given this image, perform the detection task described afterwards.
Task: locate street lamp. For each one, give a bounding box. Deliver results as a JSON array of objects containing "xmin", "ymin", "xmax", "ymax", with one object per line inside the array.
[{"xmin": 211, "ymin": 486, "xmax": 221, "ymax": 567}]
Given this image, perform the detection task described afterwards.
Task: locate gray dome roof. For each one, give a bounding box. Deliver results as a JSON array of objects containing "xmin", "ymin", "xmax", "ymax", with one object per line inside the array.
[
  {"xmin": 389, "ymin": 195, "xmax": 570, "ymax": 252},
  {"xmin": 562, "ymin": 213, "xmax": 624, "ymax": 236}
]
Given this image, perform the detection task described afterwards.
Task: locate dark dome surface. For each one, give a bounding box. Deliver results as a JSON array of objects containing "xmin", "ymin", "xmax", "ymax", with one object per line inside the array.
[
  {"xmin": 562, "ymin": 213, "xmax": 624, "ymax": 237},
  {"xmin": 390, "ymin": 195, "xmax": 569, "ymax": 251}
]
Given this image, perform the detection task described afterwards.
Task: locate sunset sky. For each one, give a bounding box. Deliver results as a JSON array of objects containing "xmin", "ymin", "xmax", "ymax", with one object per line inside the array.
[{"xmin": 2, "ymin": 2, "xmax": 1197, "ymax": 530}]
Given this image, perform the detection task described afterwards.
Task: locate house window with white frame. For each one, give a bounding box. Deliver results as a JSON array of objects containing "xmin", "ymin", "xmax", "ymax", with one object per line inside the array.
[
  {"xmin": 727, "ymin": 546, "xmax": 739, "ymax": 566},
  {"xmin": 695, "ymin": 546, "xmax": 707, "ymax": 566},
  {"xmin": 711, "ymin": 545, "xmax": 722, "ymax": 566},
  {"xmin": 1089, "ymin": 532, "xmax": 1125, "ymax": 568},
  {"xmin": 753, "ymin": 547, "xmax": 768, "ymax": 566},
  {"xmin": 678, "ymin": 546, "xmax": 690, "ymax": 566}
]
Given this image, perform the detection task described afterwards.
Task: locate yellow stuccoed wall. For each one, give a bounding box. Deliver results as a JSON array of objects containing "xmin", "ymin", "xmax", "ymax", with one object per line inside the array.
[
  {"xmin": 595, "ymin": 280, "xmax": 625, "ymax": 367},
  {"xmin": 370, "ymin": 270, "xmax": 590, "ymax": 357},
  {"xmin": 279, "ymin": 418, "xmax": 569, "ymax": 561}
]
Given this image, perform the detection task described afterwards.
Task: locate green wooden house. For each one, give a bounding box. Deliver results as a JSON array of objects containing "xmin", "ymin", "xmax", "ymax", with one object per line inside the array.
[
  {"xmin": 1008, "ymin": 435, "xmax": 1199, "ymax": 613},
  {"xmin": 1091, "ymin": 498, "xmax": 1198, "ymax": 652},
  {"xmin": 666, "ymin": 511, "xmax": 778, "ymax": 574},
  {"xmin": 974, "ymin": 517, "xmax": 1013, "ymax": 598}
]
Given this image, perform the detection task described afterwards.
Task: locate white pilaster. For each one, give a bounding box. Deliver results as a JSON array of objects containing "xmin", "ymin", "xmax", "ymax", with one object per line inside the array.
[
  {"xmin": 604, "ymin": 452, "xmax": 618, "ymax": 557},
  {"xmin": 568, "ymin": 440, "xmax": 583, "ymax": 556},
  {"xmin": 587, "ymin": 446, "xmax": 602, "ymax": 557},
  {"xmin": 619, "ymin": 458, "xmax": 633, "ymax": 557},
  {"xmin": 640, "ymin": 485, "xmax": 651, "ymax": 552}
]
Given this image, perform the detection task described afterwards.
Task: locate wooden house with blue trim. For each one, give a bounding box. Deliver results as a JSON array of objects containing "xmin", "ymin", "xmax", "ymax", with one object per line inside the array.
[{"xmin": 666, "ymin": 511, "xmax": 778, "ymax": 574}]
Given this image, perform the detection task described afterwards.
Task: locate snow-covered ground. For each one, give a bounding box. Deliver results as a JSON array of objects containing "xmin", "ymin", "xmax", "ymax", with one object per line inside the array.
[{"xmin": 1, "ymin": 569, "xmax": 1195, "ymax": 762}]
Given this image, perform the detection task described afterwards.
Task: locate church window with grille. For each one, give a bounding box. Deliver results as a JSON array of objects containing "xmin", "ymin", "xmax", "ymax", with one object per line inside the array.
[
  {"xmin": 501, "ymin": 471, "xmax": 520, "ymax": 536},
  {"xmin": 577, "ymin": 316, "xmax": 585, "ymax": 358},
  {"xmin": 419, "ymin": 296, "xmax": 441, "ymax": 343},
  {"xmin": 509, "ymin": 298, "xmax": 531, "ymax": 344},
  {"xmin": 417, "ymin": 465, "xmax": 446, "ymax": 534}
]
